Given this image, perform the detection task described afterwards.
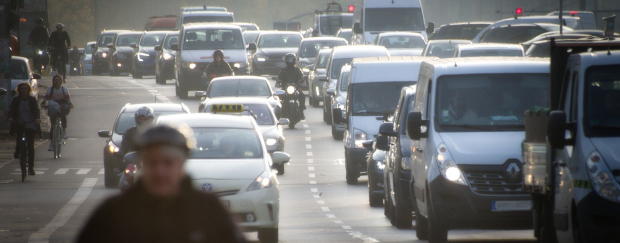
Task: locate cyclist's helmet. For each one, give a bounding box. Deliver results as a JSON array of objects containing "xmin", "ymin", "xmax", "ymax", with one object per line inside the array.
[
  {"xmin": 56, "ymin": 23, "xmax": 64, "ymax": 30},
  {"xmin": 284, "ymin": 53, "xmax": 297, "ymax": 67},
  {"xmin": 213, "ymin": 49, "xmax": 224, "ymax": 59},
  {"xmin": 35, "ymin": 18, "xmax": 43, "ymax": 24},
  {"xmin": 134, "ymin": 106, "xmax": 154, "ymax": 124},
  {"xmin": 137, "ymin": 124, "xmax": 195, "ymax": 153}
]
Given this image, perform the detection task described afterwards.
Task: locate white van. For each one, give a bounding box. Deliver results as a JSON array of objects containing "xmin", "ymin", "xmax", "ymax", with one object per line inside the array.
[
  {"xmin": 172, "ymin": 23, "xmax": 249, "ymax": 98},
  {"xmin": 472, "ymin": 16, "xmax": 582, "ymax": 42},
  {"xmin": 176, "ymin": 11, "xmax": 235, "ymax": 30},
  {"xmin": 350, "ymin": 0, "xmax": 433, "ymax": 45},
  {"xmin": 321, "ymin": 45, "xmax": 389, "ymax": 124},
  {"xmin": 454, "ymin": 43, "xmax": 524, "ymax": 57},
  {"xmin": 333, "ymin": 56, "xmax": 428, "ymax": 184},
  {"xmin": 405, "ymin": 57, "xmax": 549, "ymax": 242}
]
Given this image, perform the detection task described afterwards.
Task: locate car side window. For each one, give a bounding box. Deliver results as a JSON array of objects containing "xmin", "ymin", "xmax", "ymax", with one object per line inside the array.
[
  {"xmin": 393, "ymin": 92, "xmax": 406, "ymax": 130},
  {"xmin": 569, "ymin": 72, "xmax": 579, "ymax": 122},
  {"xmin": 562, "ymin": 70, "xmax": 574, "ymax": 121}
]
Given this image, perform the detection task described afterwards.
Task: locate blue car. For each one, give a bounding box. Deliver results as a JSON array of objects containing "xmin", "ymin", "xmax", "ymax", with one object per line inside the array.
[
  {"xmin": 155, "ymin": 32, "xmax": 178, "ymax": 84},
  {"xmin": 132, "ymin": 31, "xmax": 168, "ymax": 79}
]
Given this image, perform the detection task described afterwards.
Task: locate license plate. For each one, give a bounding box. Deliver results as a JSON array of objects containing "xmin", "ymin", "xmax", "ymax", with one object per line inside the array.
[
  {"xmin": 276, "ymin": 62, "xmax": 286, "ymax": 68},
  {"xmin": 221, "ymin": 200, "xmax": 230, "ymax": 210},
  {"xmin": 492, "ymin": 200, "xmax": 532, "ymax": 212}
]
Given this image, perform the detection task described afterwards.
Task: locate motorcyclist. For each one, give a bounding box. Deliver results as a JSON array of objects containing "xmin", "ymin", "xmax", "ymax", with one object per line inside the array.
[
  {"xmin": 204, "ymin": 49, "xmax": 233, "ymax": 85},
  {"xmin": 48, "ymin": 23, "xmax": 71, "ymax": 82},
  {"xmin": 277, "ymin": 53, "xmax": 306, "ymax": 120},
  {"xmin": 28, "ymin": 18, "xmax": 49, "ymax": 74}
]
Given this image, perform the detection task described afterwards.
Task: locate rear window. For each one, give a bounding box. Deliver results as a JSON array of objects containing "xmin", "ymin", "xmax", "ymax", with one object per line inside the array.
[
  {"xmin": 115, "ymin": 112, "xmax": 184, "ymax": 134},
  {"xmin": 258, "ymin": 34, "xmax": 302, "ymax": 48},
  {"xmin": 481, "ymin": 26, "xmax": 549, "ymax": 44},
  {"xmin": 435, "ymin": 24, "xmax": 489, "ymax": 40},
  {"xmin": 98, "ymin": 34, "xmax": 116, "ymax": 47},
  {"xmin": 460, "ymin": 49, "xmax": 523, "ymax": 57}
]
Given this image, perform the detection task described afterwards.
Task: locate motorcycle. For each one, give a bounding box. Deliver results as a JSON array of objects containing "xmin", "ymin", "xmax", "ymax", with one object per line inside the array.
[{"xmin": 273, "ymin": 77, "xmax": 301, "ymax": 129}]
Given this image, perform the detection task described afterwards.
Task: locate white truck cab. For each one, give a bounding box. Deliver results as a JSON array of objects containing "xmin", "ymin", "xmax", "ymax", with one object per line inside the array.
[
  {"xmin": 350, "ymin": 0, "xmax": 433, "ymax": 45},
  {"xmin": 406, "ymin": 57, "xmax": 550, "ymax": 242},
  {"xmin": 176, "ymin": 11, "xmax": 235, "ymax": 30}
]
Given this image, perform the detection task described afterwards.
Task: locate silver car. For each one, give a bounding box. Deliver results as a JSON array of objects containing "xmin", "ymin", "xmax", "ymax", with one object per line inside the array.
[
  {"xmin": 11, "ymin": 56, "xmax": 40, "ymax": 99},
  {"xmin": 197, "ymin": 76, "xmax": 281, "ymax": 115},
  {"xmin": 80, "ymin": 41, "xmax": 95, "ymax": 75}
]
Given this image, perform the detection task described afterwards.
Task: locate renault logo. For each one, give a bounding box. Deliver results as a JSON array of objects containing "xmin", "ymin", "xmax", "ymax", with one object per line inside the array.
[
  {"xmin": 201, "ymin": 183, "xmax": 214, "ymax": 192},
  {"xmin": 506, "ymin": 162, "xmax": 521, "ymax": 180}
]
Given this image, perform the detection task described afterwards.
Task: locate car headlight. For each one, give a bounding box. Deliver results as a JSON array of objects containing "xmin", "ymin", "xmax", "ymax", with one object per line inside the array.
[
  {"xmin": 137, "ymin": 53, "xmax": 149, "ymax": 62},
  {"xmin": 586, "ymin": 151, "xmax": 620, "ymax": 202},
  {"xmin": 302, "ymin": 67, "xmax": 310, "ymax": 73},
  {"xmin": 182, "ymin": 62, "xmax": 197, "ymax": 69},
  {"xmin": 247, "ymin": 171, "xmax": 274, "ymax": 191},
  {"xmin": 286, "ymin": 86, "xmax": 295, "ymax": 95},
  {"xmin": 401, "ymin": 156, "xmax": 412, "ymax": 170},
  {"xmin": 265, "ymin": 138, "xmax": 278, "ymax": 146},
  {"xmin": 353, "ymin": 128, "xmax": 369, "ymax": 148},
  {"xmin": 233, "ymin": 63, "xmax": 241, "ymax": 69},
  {"xmin": 376, "ymin": 160, "xmax": 385, "ymax": 171},
  {"xmin": 163, "ymin": 53, "xmax": 173, "ymax": 60},
  {"xmin": 107, "ymin": 141, "xmax": 120, "ymax": 154},
  {"xmin": 255, "ymin": 54, "xmax": 266, "ymax": 62},
  {"xmin": 101, "ymin": 52, "xmax": 108, "ymax": 58},
  {"xmin": 37, "ymin": 50, "xmax": 43, "ymax": 55},
  {"xmin": 436, "ymin": 143, "xmax": 466, "ymax": 185}
]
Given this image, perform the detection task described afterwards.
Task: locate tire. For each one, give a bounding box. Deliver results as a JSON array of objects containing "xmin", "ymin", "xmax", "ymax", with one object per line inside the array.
[
  {"xmin": 415, "ymin": 199, "xmax": 428, "ymax": 240},
  {"xmin": 288, "ymin": 123, "xmax": 295, "ymax": 129},
  {"xmin": 394, "ymin": 166, "xmax": 413, "ymax": 229},
  {"xmin": 345, "ymin": 153, "xmax": 359, "ymax": 185},
  {"xmin": 176, "ymin": 83, "xmax": 188, "ymax": 99},
  {"xmin": 369, "ymin": 187, "xmax": 383, "ymax": 207},
  {"xmin": 331, "ymin": 119, "xmax": 344, "ymax": 140},
  {"xmin": 104, "ymin": 165, "xmax": 119, "ymax": 188},
  {"xmin": 132, "ymin": 70, "xmax": 142, "ymax": 79},
  {"xmin": 427, "ymin": 194, "xmax": 448, "ymax": 243},
  {"xmin": 323, "ymin": 97, "xmax": 332, "ymax": 124},
  {"xmin": 276, "ymin": 164, "xmax": 285, "ymax": 175},
  {"xmin": 311, "ymin": 87, "xmax": 320, "ymax": 107},
  {"xmin": 109, "ymin": 68, "xmax": 117, "ymax": 76},
  {"xmin": 155, "ymin": 74, "xmax": 164, "ymax": 84},
  {"xmin": 258, "ymin": 228, "xmax": 278, "ymax": 243}
]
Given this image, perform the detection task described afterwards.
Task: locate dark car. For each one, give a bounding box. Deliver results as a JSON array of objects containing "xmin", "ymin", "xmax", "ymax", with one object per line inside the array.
[
  {"xmin": 155, "ymin": 32, "xmax": 179, "ymax": 84},
  {"xmin": 250, "ymin": 31, "xmax": 302, "ymax": 75},
  {"xmin": 97, "ymin": 103, "xmax": 190, "ymax": 188},
  {"xmin": 132, "ymin": 31, "xmax": 168, "ymax": 79},
  {"xmin": 108, "ymin": 32, "xmax": 142, "ymax": 76},
  {"xmin": 363, "ymin": 136, "xmax": 387, "ymax": 208},
  {"xmin": 381, "ymin": 85, "xmax": 416, "ymax": 229},
  {"xmin": 92, "ymin": 30, "xmax": 130, "ymax": 75},
  {"xmin": 480, "ymin": 23, "xmax": 568, "ymax": 44},
  {"xmin": 296, "ymin": 37, "xmax": 348, "ymax": 86},
  {"xmin": 307, "ymin": 49, "xmax": 332, "ymax": 107},
  {"xmin": 429, "ymin": 22, "xmax": 491, "ymax": 40}
]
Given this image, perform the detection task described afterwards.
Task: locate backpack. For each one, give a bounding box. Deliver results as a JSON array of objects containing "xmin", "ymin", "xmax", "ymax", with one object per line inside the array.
[{"xmin": 49, "ymin": 87, "xmax": 70, "ymax": 115}]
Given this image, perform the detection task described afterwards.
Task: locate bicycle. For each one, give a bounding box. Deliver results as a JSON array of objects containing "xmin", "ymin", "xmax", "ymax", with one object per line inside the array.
[
  {"xmin": 43, "ymin": 103, "xmax": 67, "ymax": 159},
  {"xmin": 15, "ymin": 121, "xmax": 35, "ymax": 182},
  {"xmin": 50, "ymin": 47, "xmax": 67, "ymax": 82}
]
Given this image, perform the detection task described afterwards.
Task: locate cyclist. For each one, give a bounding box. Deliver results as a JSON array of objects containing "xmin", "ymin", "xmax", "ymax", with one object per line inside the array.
[
  {"xmin": 8, "ymin": 82, "xmax": 41, "ymax": 175},
  {"xmin": 41, "ymin": 74, "xmax": 73, "ymax": 151},
  {"xmin": 76, "ymin": 125, "xmax": 246, "ymax": 243},
  {"xmin": 48, "ymin": 23, "xmax": 71, "ymax": 82},
  {"xmin": 277, "ymin": 53, "xmax": 306, "ymax": 119},
  {"xmin": 28, "ymin": 18, "xmax": 49, "ymax": 74},
  {"xmin": 204, "ymin": 49, "xmax": 232, "ymax": 85}
]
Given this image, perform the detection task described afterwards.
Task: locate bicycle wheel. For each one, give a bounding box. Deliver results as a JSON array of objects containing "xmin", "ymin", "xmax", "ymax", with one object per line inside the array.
[
  {"xmin": 20, "ymin": 139, "xmax": 28, "ymax": 182},
  {"xmin": 53, "ymin": 123, "xmax": 60, "ymax": 159}
]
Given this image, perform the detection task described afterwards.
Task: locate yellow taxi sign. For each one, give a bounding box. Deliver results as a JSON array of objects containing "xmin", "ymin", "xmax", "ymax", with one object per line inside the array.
[{"xmin": 211, "ymin": 104, "xmax": 244, "ymax": 113}]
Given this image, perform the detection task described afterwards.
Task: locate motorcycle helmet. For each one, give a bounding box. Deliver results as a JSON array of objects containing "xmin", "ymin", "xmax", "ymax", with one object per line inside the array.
[
  {"xmin": 213, "ymin": 49, "xmax": 224, "ymax": 60},
  {"xmin": 56, "ymin": 23, "xmax": 64, "ymax": 30},
  {"xmin": 137, "ymin": 124, "xmax": 195, "ymax": 153},
  {"xmin": 134, "ymin": 106, "xmax": 154, "ymax": 125},
  {"xmin": 284, "ymin": 53, "xmax": 297, "ymax": 67},
  {"xmin": 35, "ymin": 18, "xmax": 43, "ymax": 25}
]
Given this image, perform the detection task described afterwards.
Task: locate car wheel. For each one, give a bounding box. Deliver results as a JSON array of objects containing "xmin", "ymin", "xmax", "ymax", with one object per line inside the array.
[
  {"xmin": 368, "ymin": 161, "xmax": 383, "ymax": 207},
  {"xmin": 104, "ymin": 165, "xmax": 119, "ymax": 188},
  {"xmin": 92, "ymin": 67, "xmax": 100, "ymax": 75},
  {"xmin": 276, "ymin": 164, "xmax": 285, "ymax": 175},
  {"xmin": 155, "ymin": 74, "xmax": 162, "ymax": 84},
  {"xmin": 323, "ymin": 97, "xmax": 331, "ymax": 124},
  {"xmin": 331, "ymin": 120, "xmax": 343, "ymax": 140},
  {"xmin": 388, "ymin": 190, "xmax": 397, "ymax": 226},
  {"xmin": 258, "ymin": 228, "xmax": 278, "ymax": 243},
  {"xmin": 288, "ymin": 123, "xmax": 295, "ymax": 129},
  {"xmin": 394, "ymin": 166, "xmax": 413, "ymax": 229},
  {"xmin": 415, "ymin": 197, "xmax": 428, "ymax": 240},
  {"xmin": 176, "ymin": 84, "xmax": 187, "ymax": 99},
  {"xmin": 427, "ymin": 192, "xmax": 448, "ymax": 243},
  {"xmin": 345, "ymin": 152, "xmax": 359, "ymax": 185}
]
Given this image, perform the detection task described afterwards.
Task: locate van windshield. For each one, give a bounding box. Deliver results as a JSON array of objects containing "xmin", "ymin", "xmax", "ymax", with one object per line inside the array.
[
  {"xmin": 365, "ymin": 8, "xmax": 424, "ymax": 32},
  {"xmin": 585, "ymin": 65, "xmax": 620, "ymax": 136},
  {"xmin": 98, "ymin": 34, "xmax": 116, "ymax": 47},
  {"xmin": 330, "ymin": 58, "xmax": 352, "ymax": 79},
  {"xmin": 435, "ymin": 74, "xmax": 549, "ymax": 131},
  {"xmin": 319, "ymin": 15, "xmax": 353, "ymax": 35},
  {"xmin": 183, "ymin": 29, "xmax": 244, "ymax": 50},
  {"xmin": 351, "ymin": 82, "xmax": 413, "ymax": 115}
]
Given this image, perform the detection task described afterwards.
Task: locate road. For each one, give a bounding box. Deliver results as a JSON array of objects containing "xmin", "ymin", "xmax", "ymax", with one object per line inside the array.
[{"xmin": 0, "ymin": 74, "xmax": 536, "ymax": 243}]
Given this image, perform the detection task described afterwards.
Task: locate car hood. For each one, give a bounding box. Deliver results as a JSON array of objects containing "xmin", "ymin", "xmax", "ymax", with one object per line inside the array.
[
  {"xmin": 590, "ymin": 137, "xmax": 620, "ymax": 170},
  {"xmin": 388, "ymin": 49, "xmax": 423, "ymax": 56},
  {"xmin": 115, "ymin": 46, "xmax": 134, "ymax": 53},
  {"xmin": 257, "ymin": 47, "xmax": 298, "ymax": 56},
  {"xmin": 111, "ymin": 133, "xmax": 123, "ymax": 146},
  {"xmin": 182, "ymin": 49, "xmax": 247, "ymax": 63},
  {"xmin": 138, "ymin": 47, "xmax": 157, "ymax": 55},
  {"xmin": 259, "ymin": 125, "xmax": 280, "ymax": 139},
  {"xmin": 185, "ymin": 158, "xmax": 266, "ymax": 180},
  {"xmin": 439, "ymin": 132, "xmax": 524, "ymax": 165},
  {"xmin": 351, "ymin": 116, "xmax": 384, "ymax": 139}
]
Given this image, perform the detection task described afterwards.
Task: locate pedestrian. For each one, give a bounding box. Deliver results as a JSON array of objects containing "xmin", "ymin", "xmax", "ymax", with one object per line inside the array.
[{"xmin": 76, "ymin": 124, "xmax": 246, "ymax": 243}]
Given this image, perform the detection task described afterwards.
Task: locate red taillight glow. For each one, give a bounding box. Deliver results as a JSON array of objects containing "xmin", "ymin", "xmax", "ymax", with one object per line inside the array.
[
  {"xmin": 569, "ymin": 11, "xmax": 579, "ymax": 15},
  {"xmin": 515, "ymin": 8, "xmax": 523, "ymax": 15},
  {"xmin": 348, "ymin": 5, "xmax": 355, "ymax": 12}
]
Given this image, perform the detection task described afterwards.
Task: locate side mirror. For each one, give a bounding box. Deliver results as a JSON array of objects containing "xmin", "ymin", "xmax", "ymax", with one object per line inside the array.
[
  {"xmin": 312, "ymin": 29, "xmax": 319, "ymax": 37},
  {"xmin": 90, "ymin": 43, "xmax": 96, "ymax": 49},
  {"xmin": 406, "ymin": 111, "xmax": 426, "ymax": 140},
  {"xmin": 547, "ymin": 111, "xmax": 567, "ymax": 149},
  {"xmin": 154, "ymin": 46, "xmax": 162, "ymax": 51},
  {"xmin": 0, "ymin": 88, "xmax": 7, "ymax": 96},
  {"xmin": 129, "ymin": 43, "xmax": 137, "ymax": 48},
  {"xmin": 376, "ymin": 135, "xmax": 390, "ymax": 151},
  {"xmin": 248, "ymin": 43, "xmax": 257, "ymax": 51},
  {"xmin": 326, "ymin": 88, "xmax": 335, "ymax": 96},
  {"xmin": 332, "ymin": 108, "xmax": 347, "ymax": 124},
  {"xmin": 362, "ymin": 140, "xmax": 374, "ymax": 150},
  {"xmin": 278, "ymin": 118, "xmax": 290, "ymax": 125},
  {"xmin": 274, "ymin": 90, "xmax": 285, "ymax": 96},
  {"xmin": 32, "ymin": 73, "xmax": 42, "ymax": 79},
  {"xmin": 194, "ymin": 91, "xmax": 206, "ymax": 97},
  {"xmin": 170, "ymin": 44, "xmax": 179, "ymax": 51},
  {"xmin": 107, "ymin": 44, "xmax": 114, "ymax": 49},
  {"xmin": 271, "ymin": 151, "xmax": 290, "ymax": 165},
  {"xmin": 379, "ymin": 122, "xmax": 398, "ymax": 137},
  {"xmin": 98, "ymin": 130, "xmax": 111, "ymax": 138},
  {"xmin": 123, "ymin": 152, "xmax": 140, "ymax": 165},
  {"xmin": 353, "ymin": 23, "xmax": 363, "ymax": 34},
  {"xmin": 426, "ymin": 22, "xmax": 435, "ymax": 34}
]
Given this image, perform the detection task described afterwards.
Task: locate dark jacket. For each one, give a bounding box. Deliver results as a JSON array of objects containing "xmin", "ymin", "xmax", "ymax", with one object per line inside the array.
[
  {"xmin": 277, "ymin": 66, "xmax": 303, "ymax": 87},
  {"xmin": 48, "ymin": 31, "xmax": 71, "ymax": 49},
  {"xmin": 28, "ymin": 25, "xmax": 49, "ymax": 45},
  {"xmin": 76, "ymin": 177, "xmax": 246, "ymax": 243},
  {"xmin": 205, "ymin": 61, "xmax": 233, "ymax": 77},
  {"xmin": 120, "ymin": 126, "xmax": 138, "ymax": 157},
  {"xmin": 8, "ymin": 96, "xmax": 42, "ymax": 137}
]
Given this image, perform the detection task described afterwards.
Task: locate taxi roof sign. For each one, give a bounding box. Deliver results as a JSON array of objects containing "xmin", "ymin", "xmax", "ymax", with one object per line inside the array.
[{"xmin": 211, "ymin": 104, "xmax": 244, "ymax": 113}]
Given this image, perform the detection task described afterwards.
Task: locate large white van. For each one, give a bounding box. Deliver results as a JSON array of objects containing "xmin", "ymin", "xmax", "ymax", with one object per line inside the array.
[
  {"xmin": 350, "ymin": 0, "xmax": 433, "ymax": 45},
  {"xmin": 333, "ymin": 56, "xmax": 428, "ymax": 184},
  {"xmin": 321, "ymin": 45, "xmax": 389, "ymax": 124},
  {"xmin": 172, "ymin": 23, "xmax": 249, "ymax": 98},
  {"xmin": 176, "ymin": 11, "xmax": 235, "ymax": 30},
  {"xmin": 405, "ymin": 57, "xmax": 549, "ymax": 242}
]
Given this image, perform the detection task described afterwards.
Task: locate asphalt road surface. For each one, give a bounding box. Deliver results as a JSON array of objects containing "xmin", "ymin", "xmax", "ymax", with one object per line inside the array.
[{"xmin": 0, "ymin": 74, "xmax": 536, "ymax": 243}]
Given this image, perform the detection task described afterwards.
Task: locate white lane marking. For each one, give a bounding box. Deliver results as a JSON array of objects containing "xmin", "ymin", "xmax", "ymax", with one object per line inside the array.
[
  {"xmin": 305, "ymin": 130, "xmax": 311, "ymax": 134},
  {"xmin": 12, "ymin": 168, "xmax": 47, "ymax": 175},
  {"xmin": 311, "ymin": 188, "xmax": 318, "ymax": 193},
  {"xmin": 98, "ymin": 168, "xmax": 104, "ymax": 174},
  {"xmin": 303, "ymin": 124, "xmax": 309, "ymax": 128},
  {"xmin": 0, "ymin": 180, "xmax": 13, "ymax": 183},
  {"xmin": 307, "ymin": 159, "xmax": 313, "ymax": 164},
  {"xmin": 305, "ymin": 137, "xmax": 311, "ymax": 142},
  {"xmin": 321, "ymin": 207, "xmax": 330, "ymax": 212},
  {"xmin": 309, "ymin": 181, "xmax": 316, "ymax": 184},
  {"xmin": 317, "ymin": 200, "xmax": 325, "ymax": 204},
  {"xmin": 349, "ymin": 231, "xmax": 380, "ymax": 243},
  {"xmin": 76, "ymin": 169, "xmax": 91, "ymax": 175},
  {"xmin": 326, "ymin": 214, "xmax": 336, "ymax": 218},
  {"xmin": 54, "ymin": 168, "xmax": 69, "ymax": 174},
  {"xmin": 309, "ymin": 174, "xmax": 315, "ymax": 178},
  {"xmin": 336, "ymin": 159, "xmax": 345, "ymax": 165},
  {"xmin": 342, "ymin": 226, "xmax": 352, "ymax": 230},
  {"xmin": 308, "ymin": 166, "xmax": 314, "ymax": 171},
  {"xmin": 313, "ymin": 195, "xmax": 321, "ymax": 199},
  {"xmin": 28, "ymin": 178, "xmax": 98, "ymax": 243},
  {"xmin": 333, "ymin": 220, "xmax": 343, "ymax": 224},
  {"xmin": 307, "ymin": 152, "xmax": 313, "ymax": 156},
  {"xmin": 306, "ymin": 144, "xmax": 312, "ymax": 149}
]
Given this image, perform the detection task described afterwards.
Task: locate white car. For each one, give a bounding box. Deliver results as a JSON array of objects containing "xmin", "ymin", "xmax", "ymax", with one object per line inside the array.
[
  {"xmin": 374, "ymin": 32, "xmax": 427, "ymax": 56},
  {"xmin": 454, "ymin": 43, "xmax": 525, "ymax": 57},
  {"xmin": 202, "ymin": 97, "xmax": 290, "ymax": 174},
  {"xmin": 11, "ymin": 56, "xmax": 40, "ymax": 98},
  {"xmin": 80, "ymin": 41, "xmax": 95, "ymax": 75},
  {"xmin": 156, "ymin": 113, "xmax": 290, "ymax": 243}
]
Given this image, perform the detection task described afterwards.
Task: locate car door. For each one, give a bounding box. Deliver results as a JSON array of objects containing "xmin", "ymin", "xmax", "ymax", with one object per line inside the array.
[{"xmin": 412, "ymin": 77, "xmax": 431, "ymax": 214}]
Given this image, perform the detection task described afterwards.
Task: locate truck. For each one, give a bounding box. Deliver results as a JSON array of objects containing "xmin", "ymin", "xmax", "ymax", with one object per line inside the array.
[
  {"xmin": 311, "ymin": 1, "xmax": 353, "ymax": 37},
  {"xmin": 350, "ymin": 0, "xmax": 433, "ymax": 45},
  {"xmin": 522, "ymin": 33, "xmax": 620, "ymax": 242}
]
